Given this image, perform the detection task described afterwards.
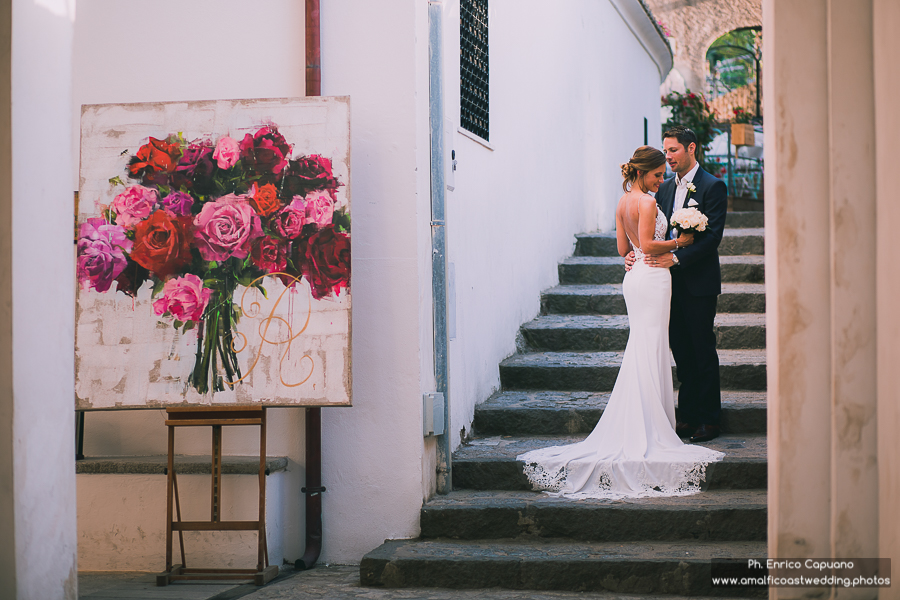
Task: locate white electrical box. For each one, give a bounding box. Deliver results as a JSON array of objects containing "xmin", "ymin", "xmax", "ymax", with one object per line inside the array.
[{"xmin": 423, "ymin": 392, "xmax": 445, "ymax": 437}]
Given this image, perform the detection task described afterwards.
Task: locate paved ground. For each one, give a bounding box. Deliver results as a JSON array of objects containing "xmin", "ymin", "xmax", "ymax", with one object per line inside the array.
[{"xmin": 79, "ymin": 565, "xmax": 730, "ymax": 600}]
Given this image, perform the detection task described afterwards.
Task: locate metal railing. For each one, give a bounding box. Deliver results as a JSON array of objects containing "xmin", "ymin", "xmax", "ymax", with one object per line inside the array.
[{"xmin": 705, "ymin": 124, "xmax": 764, "ymax": 202}]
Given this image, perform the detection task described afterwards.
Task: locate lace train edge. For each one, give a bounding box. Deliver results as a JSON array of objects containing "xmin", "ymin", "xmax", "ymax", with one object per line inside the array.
[{"xmin": 518, "ymin": 451, "xmax": 725, "ymax": 500}]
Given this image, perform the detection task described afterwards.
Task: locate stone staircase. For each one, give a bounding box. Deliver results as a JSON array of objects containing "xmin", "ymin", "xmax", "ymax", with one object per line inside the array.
[{"xmin": 362, "ymin": 212, "xmax": 767, "ymax": 597}]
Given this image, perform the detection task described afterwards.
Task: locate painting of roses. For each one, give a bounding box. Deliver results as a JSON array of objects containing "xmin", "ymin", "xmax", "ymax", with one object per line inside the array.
[{"xmin": 76, "ymin": 98, "xmax": 351, "ymax": 409}]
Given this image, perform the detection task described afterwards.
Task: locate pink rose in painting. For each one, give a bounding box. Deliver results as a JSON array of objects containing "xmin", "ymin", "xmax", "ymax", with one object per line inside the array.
[
  {"xmin": 111, "ymin": 185, "xmax": 158, "ymax": 228},
  {"xmin": 213, "ymin": 136, "xmax": 240, "ymax": 170},
  {"xmin": 272, "ymin": 196, "xmax": 307, "ymax": 239},
  {"xmin": 193, "ymin": 194, "xmax": 262, "ymax": 261},
  {"xmin": 304, "ymin": 190, "xmax": 335, "ymax": 228},
  {"xmin": 152, "ymin": 274, "xmax": 212, "ymax": 322},
  {"xmin": 76, "ymin": 218, "xmax": 133, "ymax": 293},
  {"xmin": 160, "ymin": 191, "xmax": 194, "ymax": 217}
]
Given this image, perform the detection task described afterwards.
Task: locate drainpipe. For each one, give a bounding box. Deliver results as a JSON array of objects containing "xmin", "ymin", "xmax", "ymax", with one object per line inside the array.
[
  {"xmin": 428, "ymin": 1, "xmax": 452, "ymax": 495},
  {"xmin": 296, "ymin": 0, "xmax": 324, "ymax": 571}
]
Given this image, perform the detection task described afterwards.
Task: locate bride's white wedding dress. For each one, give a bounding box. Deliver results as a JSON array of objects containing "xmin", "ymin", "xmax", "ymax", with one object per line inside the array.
[{"xmin": 517, "ymin": 206, "xmax": 724, "ymax": 499}]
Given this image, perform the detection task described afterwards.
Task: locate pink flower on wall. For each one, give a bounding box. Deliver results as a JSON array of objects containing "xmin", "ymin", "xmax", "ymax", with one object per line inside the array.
[
  {"xmin": 273, "ymin": 196, "xmax": 307, "ymax": 239},
  {"xmin": 304, "ymin": 189, "xmax": 335, "ymax": 228},
  {"xmin": 161, "ymin": 191, "xmax": 194, "ymax": 216},
  {"xmin": 193, "ymin": 194, "xmax": 262, "ymax": 261},
  {"xmin": 111, "ymin": 185, "xmax": 158, "ymax": 228},
  {"xmin": 76, "ymin": 218, "xmax": 133, "ymax": 293},
  {"xmin": 212, "ymin": 136, "xmax": 240, "ymax": 170},
  {"xmin": 152, "ymin": 274, "xmax": 212, "ymax": 322}
]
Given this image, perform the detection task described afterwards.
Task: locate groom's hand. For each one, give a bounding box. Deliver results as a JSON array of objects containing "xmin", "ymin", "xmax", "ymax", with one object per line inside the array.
[
  {"xmin": 624, "ymin": 251, "xmax": 636, "ymax": 271},
  {"xmin": 646, "ymin": 253, "xmax": 676, "ymax": 268}
]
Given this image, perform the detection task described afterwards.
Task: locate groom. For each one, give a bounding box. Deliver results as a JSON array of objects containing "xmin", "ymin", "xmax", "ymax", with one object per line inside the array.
[{"xmin": 637, "ymin": 126, "xmax": 728, "ymax": 443}]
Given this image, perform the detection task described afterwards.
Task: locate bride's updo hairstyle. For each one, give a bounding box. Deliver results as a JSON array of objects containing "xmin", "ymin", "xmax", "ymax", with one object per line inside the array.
[{"xmin": 621, "ymin": 146, "xmax": 666, "ymax": 192}]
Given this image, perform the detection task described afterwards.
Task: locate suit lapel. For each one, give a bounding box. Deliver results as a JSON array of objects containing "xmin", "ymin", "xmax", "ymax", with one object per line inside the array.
[
  {"xmin": 659, "ymin": 177, "xmax": 677, "ymax": 220},
  {"xmin": 683, "ymin": 166, "xmax": 708, "ymax": 210}
]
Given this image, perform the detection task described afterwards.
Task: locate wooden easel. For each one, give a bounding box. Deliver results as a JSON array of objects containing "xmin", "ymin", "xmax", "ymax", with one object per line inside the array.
[{"xmin": 157, "ymin": 406, "xmax": 279, "ymax": 586}]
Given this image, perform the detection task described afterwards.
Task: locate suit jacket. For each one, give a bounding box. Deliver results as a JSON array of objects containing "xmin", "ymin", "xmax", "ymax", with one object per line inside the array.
[{"xmin": 657, "ymin": 166, "xmax": 728, "ymax": 296}]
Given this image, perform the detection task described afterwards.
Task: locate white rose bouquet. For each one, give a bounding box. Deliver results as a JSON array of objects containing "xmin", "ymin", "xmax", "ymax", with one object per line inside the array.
[{"xmin": 670, "ymin": 206, "xmax": 709, "ymax": 235}]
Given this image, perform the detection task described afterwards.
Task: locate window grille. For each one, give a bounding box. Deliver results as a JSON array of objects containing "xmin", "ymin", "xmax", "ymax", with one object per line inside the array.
[{"xmin": 460, "ymin": 0, "xmax": 489, "ymax": 141}]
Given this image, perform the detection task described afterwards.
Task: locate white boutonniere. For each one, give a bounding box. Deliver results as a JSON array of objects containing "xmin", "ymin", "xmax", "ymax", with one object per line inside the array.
[{"xmin": 685, "ymin": 181, "xmax": 697, "ymax": 198}]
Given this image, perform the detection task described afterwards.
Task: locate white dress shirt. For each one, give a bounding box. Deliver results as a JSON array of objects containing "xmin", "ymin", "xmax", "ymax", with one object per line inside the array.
[{"xmin": 671, "ymin": 161, "xmax": 700, "ymax": 240}]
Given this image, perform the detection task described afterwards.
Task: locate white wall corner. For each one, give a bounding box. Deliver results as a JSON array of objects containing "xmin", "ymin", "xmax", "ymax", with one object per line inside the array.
[{"xmin": 608, "ymin": 0, "xmax": 673, "ymax": 83}]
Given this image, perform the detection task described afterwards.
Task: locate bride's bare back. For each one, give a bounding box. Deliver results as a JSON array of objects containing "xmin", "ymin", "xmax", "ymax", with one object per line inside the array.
[{"xmin": 616, "ymin": 192, "xmax": 672, "ymax": 256}]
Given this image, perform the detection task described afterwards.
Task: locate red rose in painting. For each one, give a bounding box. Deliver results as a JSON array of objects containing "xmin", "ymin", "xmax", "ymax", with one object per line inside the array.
[
  {"xmin": 282, "ymin": 155, "xmax": 339, "ymax": 198},
  {"xmin": 251, "ymin": 236, "xmax": 288, "ymax": 273},
  {"xmin": 249, "ymin": 183, "xmax": 282, "ymax": 217},
  {"xmin": 170, "ymin": 142, "xmax": 215, "ymax": 192},
  {"xmin": 299, "ymin": 225, "xmax": 350, "ymax": 300},
  {"xmin": 240, "ymin": 125, "xmax": 290, "ymax": 179},
  {"xmin": 130, "ymin": 210, "xmax": 194, "ymax": 278},
  {"xmin": 129, "ymin": 137, "xmax": 182, "ymax": 176}
]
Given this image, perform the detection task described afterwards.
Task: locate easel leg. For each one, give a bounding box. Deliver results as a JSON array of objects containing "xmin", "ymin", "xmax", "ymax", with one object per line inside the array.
[
  {"xmin": 211, "ymin": 425, "xmax": 222, "ymax": 523},
  {"xmin": 173, "ymin": 471, "xmax": 186, "ymax": 568},
  {"xmin": 165, "ymin": 424, "xmax": 174, "ymax": 571},
  {"xmin": 258, "ymin": 407, "xmax": 267, "ymax": 573}
]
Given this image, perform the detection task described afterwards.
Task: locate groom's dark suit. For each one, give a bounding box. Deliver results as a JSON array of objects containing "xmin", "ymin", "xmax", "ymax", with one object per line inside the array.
[{"xmin": 657, "ymin": 166, "xmax": 727, "ymax": 426}]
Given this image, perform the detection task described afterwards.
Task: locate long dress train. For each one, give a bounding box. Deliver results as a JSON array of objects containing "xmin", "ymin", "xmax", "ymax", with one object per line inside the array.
[{"xmin": 517, "ymin": 207, "xmax": 724, "ymax": 499}]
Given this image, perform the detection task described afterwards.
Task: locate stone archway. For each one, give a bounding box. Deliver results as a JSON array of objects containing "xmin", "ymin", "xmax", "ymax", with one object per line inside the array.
[{"xmin": 644, "ymin": 0, "xmax": 762, "ymax": 95}]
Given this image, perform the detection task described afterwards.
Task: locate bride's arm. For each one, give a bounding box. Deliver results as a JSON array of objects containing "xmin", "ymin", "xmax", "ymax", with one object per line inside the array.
[
  {"xmin": 615, "ymin": 196, "xmax": 632, "ymax": 257},
  {"xmin": 638, "ymin": 196, "xmax": 691, "ymax": 254}
]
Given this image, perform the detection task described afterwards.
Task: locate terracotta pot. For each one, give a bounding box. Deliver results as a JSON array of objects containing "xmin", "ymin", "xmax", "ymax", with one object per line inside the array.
[{"xmin": 732, "ymin": 123, "xmax": 755, "ymax": 146}]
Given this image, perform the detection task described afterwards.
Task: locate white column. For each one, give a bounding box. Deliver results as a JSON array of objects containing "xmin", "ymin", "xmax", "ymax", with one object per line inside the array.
[
  {"xmin": 874, "ymin": 0, "xmax": 900, "ymax": 594},
  {"xmin": 826, "ymin": 0, "xmax": 878, "ymax": 561},
  {"xmin": 764, "ymin": 0, "xmax": 833, "ymax": 565},
  {"xmin": 0, "ymin": 0, "xmax": 78, "ymax": 598},
  {"xmin": 766, "ymin": 0, "xmax": 892, "ymax": 597}
]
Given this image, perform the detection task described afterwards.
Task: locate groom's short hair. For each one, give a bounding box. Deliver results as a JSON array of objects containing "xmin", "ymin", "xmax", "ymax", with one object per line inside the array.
[{"xmin": 663, "ymin": 126, "xmax": 698, "ymax": 156}]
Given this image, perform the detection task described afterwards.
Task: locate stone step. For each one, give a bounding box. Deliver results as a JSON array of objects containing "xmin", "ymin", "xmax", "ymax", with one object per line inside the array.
[
  {"xmin": 541, "ymin": 283, "xmax": 765, "ymax": 315},
  {"xmin": 522, "ymin": 313, "xmax": 765, "ymax": 352},
  {"xmin": 559, "ymin": 256, "xmax": 765, "ymax": 285},
  {"xmin": 473, "ymin": 391, "xmax": 767, "ymax": 436},
  {"xmin": 575, "ymin": 228, "xmax": 764, "ymax": 258},
  {"xmin": 420, "ymin": 489, "xmax": 767, "ymax": 542},
  {"xmin": 726, "ymin": 211, "xmax": 764, "ymax": 228},
  {"xmin": 360, "ymin": 538, "xmax": 767, "ymax": 596},
  {"xmin": 452, "ymin": 434, "xmax": 767, "ymax": 492},
  {"xmin": 499, "ymin": 349, "xmax": 767, "ymax": 392}
]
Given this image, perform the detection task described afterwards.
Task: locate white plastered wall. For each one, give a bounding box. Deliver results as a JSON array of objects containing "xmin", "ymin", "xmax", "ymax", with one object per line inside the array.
[
  {"xmin": 2, "ymin": 0, "xmax": 79, "ymax": 598},
  {"xmin": 73, "ymin": 0, "xmax": 429, "ymax": 565},
  {"xmin": 441, "ymin": 0, "xmax": 665, "ymax": 449}
]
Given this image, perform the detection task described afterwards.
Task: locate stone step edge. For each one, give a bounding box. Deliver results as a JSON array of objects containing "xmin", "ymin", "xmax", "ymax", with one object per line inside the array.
[
  {"xmin": 360, "ymin": 538, "xmax": 768, "ymax": 596},
  {"xmin": 419, "ymin": 492, "xmax": 767, "ymax": 542},
  {"xmin": 76, "ymin": 455, "xmax": 288, "ymax": 475}
]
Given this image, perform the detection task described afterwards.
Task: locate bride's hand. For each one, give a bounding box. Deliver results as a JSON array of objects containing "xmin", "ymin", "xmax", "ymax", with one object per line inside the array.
[{"xmin": 676, "ymin": 232, "xmax": 694, "ymax": 247}]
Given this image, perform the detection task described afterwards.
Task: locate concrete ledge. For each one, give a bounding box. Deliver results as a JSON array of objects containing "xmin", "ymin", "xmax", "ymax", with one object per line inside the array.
[{"xmin": 76, "ymin": 455, "xmax": 289, "ymax": 475}]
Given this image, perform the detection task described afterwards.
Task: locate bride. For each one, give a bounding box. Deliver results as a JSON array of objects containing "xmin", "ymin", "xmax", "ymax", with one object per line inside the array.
[{"xmin": 517, "ymin": 146, "xmax": 724, "ymax": 499}]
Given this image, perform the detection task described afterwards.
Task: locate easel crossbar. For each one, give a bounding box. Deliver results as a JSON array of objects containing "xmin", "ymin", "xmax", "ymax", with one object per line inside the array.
[
  {"xmin": 172, "ymin": 520, "xmax": 259, "ymax": 531},
  {"xmin": 165, "ymin": 418, "xmax": 263, "ymax": 426}
]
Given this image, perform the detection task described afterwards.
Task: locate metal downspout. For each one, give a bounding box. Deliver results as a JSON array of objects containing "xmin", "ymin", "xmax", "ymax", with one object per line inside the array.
[
  {"xmin": 429, "ymin": 1, "xmax": 452, "ymax": 495},
  {"xmin": 296, "ymin": 0, "xmax": 325, "ymax": 571}
]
